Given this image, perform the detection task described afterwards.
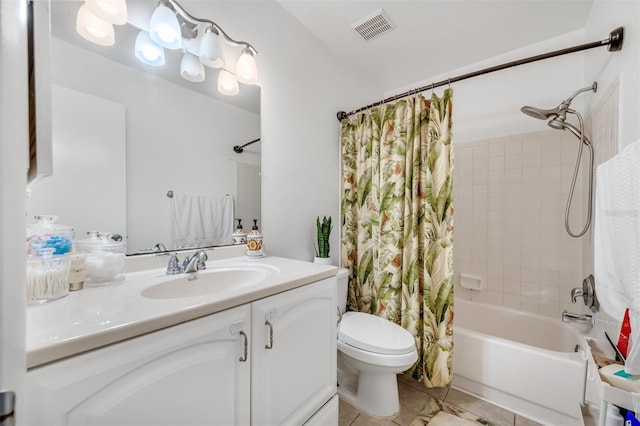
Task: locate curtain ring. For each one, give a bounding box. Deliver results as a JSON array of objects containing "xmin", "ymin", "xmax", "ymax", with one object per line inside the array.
[{"xmin": 448, "ymin": 77, "xmax": 451, "ymax": 88}]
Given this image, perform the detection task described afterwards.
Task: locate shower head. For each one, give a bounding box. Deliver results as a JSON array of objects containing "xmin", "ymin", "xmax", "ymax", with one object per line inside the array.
[
  {"xmin": 521, "ymin": 82, "xmax": 597, "ymax": 122},
  {"xmin": 520, "ymin": 105, "xmax": 559, "ymax": 120}
]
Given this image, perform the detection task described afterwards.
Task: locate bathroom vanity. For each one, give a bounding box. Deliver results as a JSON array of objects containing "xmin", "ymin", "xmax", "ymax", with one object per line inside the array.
[{"xmin": 25, "ymin": 253, "xmax": 338, "ymax": 425}]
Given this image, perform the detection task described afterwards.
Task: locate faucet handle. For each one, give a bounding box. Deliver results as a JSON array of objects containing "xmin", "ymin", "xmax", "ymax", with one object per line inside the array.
[
  {"xmin": 166, "ymin": 252, "xmax": 182, "ymax": 275},
  {"xmin": 195, "ymin": 250, "xmax": 208, "ymax": 269},
  {"xmin": 571, "ymin": 287, "xmax": 584, "ymax": 303}
]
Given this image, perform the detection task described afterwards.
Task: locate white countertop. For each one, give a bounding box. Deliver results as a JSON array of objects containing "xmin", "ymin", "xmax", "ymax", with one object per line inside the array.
[{"xmin": 27, "ymin": 255, "xmax": 337, "ymax": 368}]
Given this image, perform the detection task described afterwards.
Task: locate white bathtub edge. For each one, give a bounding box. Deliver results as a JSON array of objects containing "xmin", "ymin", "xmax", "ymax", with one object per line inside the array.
[{"xmin": 452, "ymin": 376, "xmax": 585, "ymax": 426}]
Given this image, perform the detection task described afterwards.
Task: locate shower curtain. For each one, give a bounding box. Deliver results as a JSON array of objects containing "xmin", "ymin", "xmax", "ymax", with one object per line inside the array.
[{"xmin": 340, "ymin": 89, "xmax": 454, "ymax": 388}]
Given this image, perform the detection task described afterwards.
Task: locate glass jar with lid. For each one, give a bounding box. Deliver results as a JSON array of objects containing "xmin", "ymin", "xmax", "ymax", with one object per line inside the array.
[
  {"xmin": 75, "ymin": 231, "xmax": 126, "ymax": 287},
  {"xmin": 27, "ymin": 247, "xmax": 71, "ymax": 304},
  {"xmin": 26, "ymin": 215, "xmax": 74, "ymax": 256}
]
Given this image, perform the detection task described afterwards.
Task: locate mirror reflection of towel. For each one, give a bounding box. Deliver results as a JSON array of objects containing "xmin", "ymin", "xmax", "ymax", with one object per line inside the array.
[{"xmin": 172, "ymin": 193, "xmax": 233, "ymax": 248}]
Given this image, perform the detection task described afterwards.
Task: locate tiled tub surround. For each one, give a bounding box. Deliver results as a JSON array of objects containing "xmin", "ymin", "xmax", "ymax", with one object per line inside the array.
[{"xmin": 453, "ymin": 129, "xmax": 591, "ymax": 319}]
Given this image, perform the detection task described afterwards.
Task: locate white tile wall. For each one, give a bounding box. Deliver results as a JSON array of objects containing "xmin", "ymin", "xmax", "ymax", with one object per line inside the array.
[{"xmin": 453, "ymin": 129, "xmax": 586, "ymax": 318}]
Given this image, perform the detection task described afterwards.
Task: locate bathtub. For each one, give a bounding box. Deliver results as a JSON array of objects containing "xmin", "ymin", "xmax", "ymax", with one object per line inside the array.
[{"xmin": 452, "ymin": 298, "xmax": 587, "ymax": 425}]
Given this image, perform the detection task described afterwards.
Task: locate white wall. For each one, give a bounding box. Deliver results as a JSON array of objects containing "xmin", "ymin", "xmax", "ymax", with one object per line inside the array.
[
  {"xmin": 199, "ymin": 1, "xmax": 381, "ymax": 262},
  {"xmin": 584, "ymin": 1, "xmax": 640, "ymax": 150}
]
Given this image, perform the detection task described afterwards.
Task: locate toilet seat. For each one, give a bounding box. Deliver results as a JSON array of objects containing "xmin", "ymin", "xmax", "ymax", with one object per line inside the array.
[{"xmin": 338, "ymin": 312, "xmax": 416, "ymax": 355}]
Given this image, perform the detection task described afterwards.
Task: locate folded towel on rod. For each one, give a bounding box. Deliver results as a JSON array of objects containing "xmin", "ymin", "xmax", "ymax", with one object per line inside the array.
[{"xmin": 171, "ymin": 193, "xmax": 234, "ymax": 248}]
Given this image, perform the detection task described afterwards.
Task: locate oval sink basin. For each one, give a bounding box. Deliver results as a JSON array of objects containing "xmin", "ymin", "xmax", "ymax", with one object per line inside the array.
[{"xmin": 141, "ymin": 267, "xmax": 272, "ymax": 300}]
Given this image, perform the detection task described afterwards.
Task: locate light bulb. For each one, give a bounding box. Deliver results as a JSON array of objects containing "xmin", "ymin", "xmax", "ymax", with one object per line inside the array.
[
  {"xmin": 142, "ymin": 46, "xmax": 160, "ymax": 61},
  {"xmin": 85, "ymin": 0, "xmax": 127, "ymax": 25},
  {"xmin": 199, "ymin": 27, "xmax": 224, "ymax": 68},
  {"xmin": 76, "ymin": 3, "xmax": 115, "ymax": 46},
  {"xmin": 149, "ymin": 5, "xmax": 181, "ymax": 49},
  {"xmin": 217, "ymin": 69, "xmax": 239, "ymax": 96},
  {"xmin": 180, "ymin": 52, "xmax": 205, "ymax": 83},
  {"xmin": 236, "ymin": 48, "xmax": 257, "ymax": 85},
  {"xmin": 135, "ymin": 31, "xmax": 165, "ymax": 66}
]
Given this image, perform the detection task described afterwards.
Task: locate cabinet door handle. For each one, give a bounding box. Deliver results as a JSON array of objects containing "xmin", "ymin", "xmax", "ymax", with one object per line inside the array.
[
  {"xmin": 239, "ymin": 330, "xmax": 248, "ymax": 362},
  {"xmin": 265, "ymin": 320, "xmax": 274, "ymax": 350}
]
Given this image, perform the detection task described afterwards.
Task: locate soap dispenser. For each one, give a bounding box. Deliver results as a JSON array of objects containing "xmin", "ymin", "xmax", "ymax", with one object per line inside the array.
[
  {"xmin": 246, "ymin": 219, "xmax": 263, "ymax": 258},
  {"xmin": 232, "ymin": 219, "xmax": 247, "ymax": 245}
]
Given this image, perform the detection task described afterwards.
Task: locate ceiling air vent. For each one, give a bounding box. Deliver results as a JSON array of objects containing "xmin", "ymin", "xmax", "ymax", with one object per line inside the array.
[{"xmin": 351, "ymin": 9, "xmax": 395, "ymax": 42}]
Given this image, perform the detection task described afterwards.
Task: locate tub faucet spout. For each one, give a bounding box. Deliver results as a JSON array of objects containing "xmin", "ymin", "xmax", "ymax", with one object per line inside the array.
[{"xmin": 562, "ymin": 310, "xmax": 594, "ymax": 326}]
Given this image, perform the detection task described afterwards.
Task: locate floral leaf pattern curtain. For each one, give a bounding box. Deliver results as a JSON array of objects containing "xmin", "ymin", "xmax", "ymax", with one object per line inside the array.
[{"xmin": 340, "ymin": 90, "xmax": 454, "ymax": 388}]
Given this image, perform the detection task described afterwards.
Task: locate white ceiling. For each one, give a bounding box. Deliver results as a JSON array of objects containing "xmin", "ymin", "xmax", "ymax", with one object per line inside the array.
[{"xmin": 277, "ymin": 0, "xmax": 594, "ymax": 93}]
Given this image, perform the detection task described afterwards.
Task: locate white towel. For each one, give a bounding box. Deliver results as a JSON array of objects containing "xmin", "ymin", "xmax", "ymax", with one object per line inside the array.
[
  {"xmin": 172, "ymin": 193, "xmax": 234, "ymax": 248},
  {"xmin": 594, "ymin": 139, "xmax": 640, "ymax": 374}
]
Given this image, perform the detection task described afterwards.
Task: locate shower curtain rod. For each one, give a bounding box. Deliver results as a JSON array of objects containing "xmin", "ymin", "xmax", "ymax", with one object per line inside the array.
[
  {"xmin": 336, "ymin": 26, "xmax": 624, "ymax": 121},
  {"xmin": 233, "ymin": 138, "xmax": 260, "ymax": 153}
]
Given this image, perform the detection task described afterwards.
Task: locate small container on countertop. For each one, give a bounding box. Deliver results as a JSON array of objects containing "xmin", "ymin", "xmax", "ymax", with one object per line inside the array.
[
  {"xmin": 27, "ymin": 215, "xmax": 74, "ymax": 256},
  {"xmin": 246, "ymin": 219, "xmax": 263, "ymax": 258},
  {"xmin": 75, "ymin": 231, "xmax": 126, "ymax": 287},
  {"xmin": 68, "ymin": 252, "xmax": 87, "ymax": 291},
  {"xmin": 232, "ymin": 219, "xmax": 247, "ymax": 245},
  {"xmin": 27, "ymin": 247, "xmax": 71, "ymax": 304}
]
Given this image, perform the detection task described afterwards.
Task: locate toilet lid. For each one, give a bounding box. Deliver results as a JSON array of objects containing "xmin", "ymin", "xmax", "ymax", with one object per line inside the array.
[{"xmin": 338, "ymin": 312, "xmax": 416, "ymax": 355}]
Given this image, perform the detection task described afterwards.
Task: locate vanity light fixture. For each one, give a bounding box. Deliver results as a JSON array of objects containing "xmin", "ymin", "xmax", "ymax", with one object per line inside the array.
[
  {"xmin": 76, "ymin": 0, "xmax": 258, "ymax": 95},
  {"xmin": 85, "ymin": 0, "xmax": 128, "ymax": 25},
  {"xmin": 134, "ymin": 30, "xmax": 165, "ymax": 66},
  {"xmin": 76, "ymin": 3, "xmax": 115, "ymax": 46}
]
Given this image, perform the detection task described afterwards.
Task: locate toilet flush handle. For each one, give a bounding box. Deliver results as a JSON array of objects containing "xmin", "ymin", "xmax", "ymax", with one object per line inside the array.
[{"xmin": 337, "ymin": 306, "xmax": 343, "ymax": 327}]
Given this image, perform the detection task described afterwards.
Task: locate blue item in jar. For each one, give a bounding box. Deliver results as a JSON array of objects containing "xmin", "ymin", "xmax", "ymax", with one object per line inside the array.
[{"xmin": 42, "ymin": 235, "xmax": 72, "ymax": 255}]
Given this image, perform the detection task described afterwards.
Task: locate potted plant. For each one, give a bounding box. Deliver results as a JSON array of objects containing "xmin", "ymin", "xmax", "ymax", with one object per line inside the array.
[{"xmin": 314, "ymin": 216, "xmax": 332, "ymax": 264}]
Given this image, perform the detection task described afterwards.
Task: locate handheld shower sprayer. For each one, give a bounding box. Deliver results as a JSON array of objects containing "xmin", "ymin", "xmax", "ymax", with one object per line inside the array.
[
  {"xmin": 520, "ymin": 82, "xmax": 597, "ymax": 128},
  {"xmin": 520, "ymin": 83, "xmax": 597, "ymax": 238}
]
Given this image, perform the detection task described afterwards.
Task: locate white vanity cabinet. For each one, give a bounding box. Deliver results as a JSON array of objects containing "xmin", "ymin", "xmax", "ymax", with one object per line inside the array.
[
  {"xmin": 26, "ymin": 304, "xmax": 252, "ymax": 426},
  {"xmin": 251, "ymin": 277, "xmax": 337, "ymax": 425},
  {"xmin": 26, "ymin": 276, "xmax": 337, "ymax": 426}
]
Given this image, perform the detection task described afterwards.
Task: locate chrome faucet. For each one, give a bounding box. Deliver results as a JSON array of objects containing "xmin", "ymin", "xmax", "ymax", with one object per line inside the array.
[
  {"xmin": 184, "ymin": 250, "xmax": 208, "ymax": 273},
  {"xmin": 165, "ymin": 250, "xmax": 208, "ymax": 275},
  {"xmin": 562, "ymin": 310, "xmax": 594, "ymax": 326}
]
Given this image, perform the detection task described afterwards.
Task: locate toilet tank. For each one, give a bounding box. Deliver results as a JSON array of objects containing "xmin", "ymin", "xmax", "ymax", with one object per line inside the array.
[{"xmin": 337, "ymin": 268, "xmax": 349, "ymax": 313}]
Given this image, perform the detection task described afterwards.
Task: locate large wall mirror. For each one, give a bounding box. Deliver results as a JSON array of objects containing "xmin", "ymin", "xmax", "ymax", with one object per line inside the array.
[{"xmin": 27, "ymin": 0, "xmax": 261, "ymax": 255}]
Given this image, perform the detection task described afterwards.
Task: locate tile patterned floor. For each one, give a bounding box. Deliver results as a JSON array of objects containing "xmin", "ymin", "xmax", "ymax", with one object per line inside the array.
[{"xmin": 338, "ymin": 375, "xmax": 543, "ymax": 426}]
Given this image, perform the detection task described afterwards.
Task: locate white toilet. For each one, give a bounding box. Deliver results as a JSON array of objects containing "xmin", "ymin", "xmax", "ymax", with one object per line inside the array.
[{"xmin": 336, "ymin": 268, "xmax": 418, "ymax": 417}]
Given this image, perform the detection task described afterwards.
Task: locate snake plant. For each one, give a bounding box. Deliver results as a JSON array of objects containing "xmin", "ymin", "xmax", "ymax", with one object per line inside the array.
[{"xmin": 315, "ymin": 216, "xmax": 332, "ymax": 258}]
